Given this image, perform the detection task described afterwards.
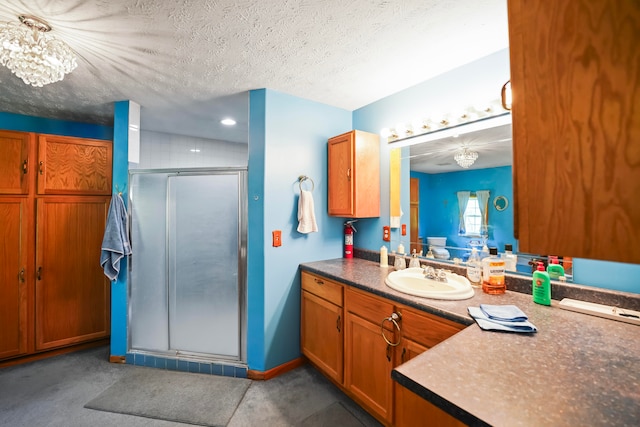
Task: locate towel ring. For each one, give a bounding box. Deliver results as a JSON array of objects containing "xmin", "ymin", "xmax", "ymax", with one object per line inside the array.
[{"xmin": 298, "ymin": 175, "xmax": 314, "ymax": 192}]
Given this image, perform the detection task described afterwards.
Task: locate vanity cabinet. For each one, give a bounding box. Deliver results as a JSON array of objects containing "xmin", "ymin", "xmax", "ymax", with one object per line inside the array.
[
  {"xmin": 327, "ymin": 130, "xmax": 380, "ymax": 218},
  {"xmin": 393, "ymin": 306, "xmax": 465, "ymax": 427},
  {"xmin": 507, "ymin": 1, "xmax": 640, "ymax": 264},
  {"xmin": 301, "ymin": 270, "xmax": 465, "ymax": 426},
  {"xmin": 300, "ymin": 271, "xmax": 344, "ymax": 384},
  {"xmin": 0, "ymin": 130, "xmax": 112, "ymax": 364}
]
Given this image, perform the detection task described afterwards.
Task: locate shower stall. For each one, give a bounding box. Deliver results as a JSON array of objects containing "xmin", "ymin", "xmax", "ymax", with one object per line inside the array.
[{"xmin": 128, "ymin": 168, "xmax": 247, "ymax": 364}]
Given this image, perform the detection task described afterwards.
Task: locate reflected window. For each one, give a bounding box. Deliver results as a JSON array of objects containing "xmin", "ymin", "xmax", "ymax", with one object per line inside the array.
[{"xmin": 463, "ymin": 196, "xmax": 482, "ymax": 236}]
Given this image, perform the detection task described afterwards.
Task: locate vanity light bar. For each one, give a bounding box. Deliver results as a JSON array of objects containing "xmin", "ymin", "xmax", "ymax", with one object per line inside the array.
[{"xmin": 386, "ymin": 112, "xmax": 512, "ymax": 149}]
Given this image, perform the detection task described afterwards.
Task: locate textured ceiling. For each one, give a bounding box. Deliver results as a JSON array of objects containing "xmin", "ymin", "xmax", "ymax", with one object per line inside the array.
[{"xmin": 0, "ymin": 0, "xmax": 509, "ymax": 145}]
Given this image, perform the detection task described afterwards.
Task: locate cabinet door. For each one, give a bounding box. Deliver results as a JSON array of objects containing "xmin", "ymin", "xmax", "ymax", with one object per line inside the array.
[
  {"xmin": 0, "ymin": 198, "xmax": 30, "ymax": 359},
  {"xmin": 37, "ymin": 134, "xmax": 112, "ymax": 195},
  {"xmin": 345, "ymin": 289, "xmax": 396, "ymax": 424},
  {"xmin": 0, "ymin": 131, "xmax": 33, "ymax": 195},
  {"xmin": 508, "ymin": 1, "xmax": 640, "ymax": 263},
  {"xmin": 301, "ymin": 290, "xmax": 343, "ymax": 384},
  {"xmin": 35, "ymin": 197, "xmax": 110, "ymax": 350},
  {"xmin": 328, "ymin": 132, "xmax": 354, "ymax": 216}
]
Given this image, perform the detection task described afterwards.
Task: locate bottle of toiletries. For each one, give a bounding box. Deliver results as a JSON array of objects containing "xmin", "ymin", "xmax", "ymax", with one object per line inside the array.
[
  {"xmin": 380, "ymin": 246, "xmax": 388, "ymax": 268},
  {"xmin": 503, "ymin": 244, "xmax": 518, "ymax": 271},
  {"xmin": 397, "ymin": 242, "xmax": 405, "ymax": 256},
  {"xmin": 394, "ymin": 253, "xmax": 406, "ymax": 270},
  {"xmin": 480, "ymin": 244, "xmax": 490, "ymax": 261},
  {"xmin": 482, "ymin": 247, "xmax": 506, "ymax": 294},
  {"xmin": 546, "ymin": 256, "xmax": 565, "ymax": 280},
  {"xmin": 409, "ymin": 250, "xmax": 421, "ymax": 268},
  {"xmin": 426, "ymin": 247, "xmax": 434, "ymax": 258},
  {"xmin": 466, "ymin": 247, "xmax": 482, "ymax": 288},
  {"xmin": 533, "ymin": 261, "xmax": 551, "ymax": 305}
]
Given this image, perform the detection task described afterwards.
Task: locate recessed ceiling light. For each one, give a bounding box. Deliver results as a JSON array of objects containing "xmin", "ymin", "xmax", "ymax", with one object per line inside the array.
[
  {"xmin": 221, "ymin": 118, "xmax": 236, "ymax": 126},
  {"xmin": 190, "ymin": 149, "xmax": 200, "ymax": 153}
]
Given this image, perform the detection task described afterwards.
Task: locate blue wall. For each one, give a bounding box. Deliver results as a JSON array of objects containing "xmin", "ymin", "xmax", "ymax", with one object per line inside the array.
[
  {"xmin": 412, "ymin": 166, "xmax": 514, "ymax": 253},
  {"xmin": 248, "ymin": 89, "xmax": 351, "ymax": 370},
  {"xmin": 0, "ymin": 111, "xmax": 112, "ymax": 140}
]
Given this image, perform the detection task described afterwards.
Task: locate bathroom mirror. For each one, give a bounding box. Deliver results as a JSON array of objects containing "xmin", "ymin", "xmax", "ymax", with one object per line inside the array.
[{"xmin": 394, "ymin": 116, "xmax": 574, "ymax": 280}]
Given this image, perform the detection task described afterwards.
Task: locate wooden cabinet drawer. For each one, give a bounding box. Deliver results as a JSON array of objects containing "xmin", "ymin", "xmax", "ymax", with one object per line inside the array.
[
  {"xmin": 301, "ymin": 271, "xmax": 343, "ymax": 306},
  {"xmin": 346, "ymin": 287, "xmax": 395, "ymax": 328},
  {"xmin": 398, "ymin": 305, "xmax": 463, "ymax": 349}
]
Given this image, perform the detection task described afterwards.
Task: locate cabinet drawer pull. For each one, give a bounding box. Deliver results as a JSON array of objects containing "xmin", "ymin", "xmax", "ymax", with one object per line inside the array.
[
  {"xmin": 336, "ymin": 314, "xmax": 341, "ymax": 332},
  {"xmin": 315, "ymin": 278, "xmax": 324, "ymax": 285},
  {"xmin": 346, "ymin": 168, "xmax": 351, "ymax": 181},
  {"xmin": 37, "ymin": 266, "xmax": 42, "ymax": 281},
  {"xmin": 39, "ymin": 161, "xmax": 44, "ymax": 175},
  {"xmin": 22, "ymin": 160, "xmax": 28, "ymax": 174},
  {"xmin": 501, "ymin": 80, "xmax": 512, "ymax": 111},
  {"xmin": 19, "ymin": 268, "xmax": 25, "ymax": 283},
  {"xmin": 381, "ymin": 312, "xmax": 401, "ymax": 346}
]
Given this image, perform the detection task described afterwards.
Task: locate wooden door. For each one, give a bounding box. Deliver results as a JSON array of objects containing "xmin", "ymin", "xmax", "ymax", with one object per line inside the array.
[
  {"xmin": 507, "ymin": 0, "xmax": 640, "ymax": 263},
  {"xmin": 301, "ymin": 290, "xmax": 343, "ymax": 384},
  {"xmin": 0, "ymin": 130, "xmax": 33, "ymax": 195},
  {"xmin": 35, "ymin": 197, "xmax": 111, "ymax": 350},
  {"xmin": 0, "ymin": 198, "xmax": 31, "ymax": 359},
  {"xmin": 328, "ymin": 132, "xmax": 354, "ymax": 216},
  {"xmin": 37, "ymin": 134, "xmax": 112, "ymax": 195}
]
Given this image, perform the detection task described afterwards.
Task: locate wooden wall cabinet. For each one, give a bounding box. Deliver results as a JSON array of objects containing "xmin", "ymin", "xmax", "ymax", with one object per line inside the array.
[
  {"xmin": 328, "ymin": 130, "xmax": 380, "ymax": 218},
  {"xmin": 37, "ymin": 134, "xmax": 112, "ymax": 195},
  {"xmin": 301, "ymin": 272, "xmax": 465, "ymax": 426},
  {"xmin": 507, "ymin": 0, "xmax": 640, "ymax": 263},
  {"xmin": 300, "ymin": 271, "xmax": 344, "ymax": 384},
  {"xmin": 0, "ymin": 198, "xmax": 31, "ymax": 359},
  {"xmin": 0, "ymin": 130, "xmax": 112, "ymax": 364},
  {"xmin": 0, "ymin": 130, "xmax": 33, "ymax": 194}
]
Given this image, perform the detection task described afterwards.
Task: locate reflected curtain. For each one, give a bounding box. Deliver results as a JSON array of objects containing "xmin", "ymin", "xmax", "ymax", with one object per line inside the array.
[
  {"xmin": 476, "ymin": 190, "xmax": 490, "ymax": 236},
  {"xmin": 456, "ymin": 191, "xmax": 470, "ymax": 235}
]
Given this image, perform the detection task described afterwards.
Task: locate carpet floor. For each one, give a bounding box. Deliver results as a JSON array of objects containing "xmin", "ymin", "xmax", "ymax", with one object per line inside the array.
[{"xmin": 0, "ymin": 346, "xmax": 382, "ymax": 427}]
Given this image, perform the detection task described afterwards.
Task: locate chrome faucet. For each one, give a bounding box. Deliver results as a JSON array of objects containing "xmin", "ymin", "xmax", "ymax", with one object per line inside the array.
[{"xmin": 423, "ymin": 266, "xmax": 448, "ymax": 282}]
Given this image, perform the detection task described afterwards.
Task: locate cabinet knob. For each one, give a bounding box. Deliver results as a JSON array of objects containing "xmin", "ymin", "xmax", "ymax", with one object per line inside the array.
[
  {"xmin": 39, "ymin": 161, "xmax": 44, "ymax": 175},
  {"xmin": 346, "ymin": 168, "xmax": 351, "ymax": 181},
  {"xmin": 22, "ymin": 159, "xmax": 28, "ymax": 174},
  {"xmin": 336, "ymin": 314, "xmax": 341, "ymax": 332},
  {"xmin": 37, "ymin": 266, "xmax": 42, "ymax": 280},
  {"xmin": 19, "ymin": 268, "xmax": 25, "ymax": 283}
]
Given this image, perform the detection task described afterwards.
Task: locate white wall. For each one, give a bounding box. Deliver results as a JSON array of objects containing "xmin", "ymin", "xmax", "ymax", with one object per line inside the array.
[{"xmin": 137, "ymin": 130, "xmax": 247, "ymax": 169}]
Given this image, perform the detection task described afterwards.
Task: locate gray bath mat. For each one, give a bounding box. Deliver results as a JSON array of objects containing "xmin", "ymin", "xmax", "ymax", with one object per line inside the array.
[
  {"xmin": 84, "ymin": 368, "xmax": 251, "ymax": 426},
  {"xmin": 300, "ymin": 401, "xmax": 365, "ymax": 427}
]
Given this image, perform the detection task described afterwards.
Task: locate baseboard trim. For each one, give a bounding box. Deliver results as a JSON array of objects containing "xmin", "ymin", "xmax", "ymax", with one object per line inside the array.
[
  {"xmin": 0, "ymin": 338, "xmax": 109, "ymax": 369},
  {"xmin": 109, "ymin": 355, "xmax": 126, "ymax": 364},
  {"xmin": 247, "ymin": 357, "xmax": 306, "ymax": 380}
]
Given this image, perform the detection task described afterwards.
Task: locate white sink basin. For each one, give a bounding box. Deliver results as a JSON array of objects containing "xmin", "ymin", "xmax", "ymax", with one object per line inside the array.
[{"xmin": 385, "ymin": 267, "xmax": 475, "ymax": 300}]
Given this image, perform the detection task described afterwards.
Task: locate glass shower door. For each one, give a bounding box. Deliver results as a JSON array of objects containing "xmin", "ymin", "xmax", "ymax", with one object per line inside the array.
[{"xmin": 129, "ymin": 169, "xmax": 246, "ymax": 362}]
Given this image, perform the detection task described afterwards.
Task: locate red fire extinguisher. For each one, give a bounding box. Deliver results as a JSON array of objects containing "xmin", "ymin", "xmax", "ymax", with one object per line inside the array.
[{"xmin": 344, "ymin": 220, "xmax": 357, "ymax": 258}]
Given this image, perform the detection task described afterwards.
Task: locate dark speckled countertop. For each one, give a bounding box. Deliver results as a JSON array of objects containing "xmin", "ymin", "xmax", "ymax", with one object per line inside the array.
[{"xmin": 299, "ymin": 257, "xmax": 640, "ymax": 427}]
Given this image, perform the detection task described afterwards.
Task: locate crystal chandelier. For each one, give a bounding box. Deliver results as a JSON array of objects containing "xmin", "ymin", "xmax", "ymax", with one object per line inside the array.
[
  {"xmin": 454, "ymin": 148, "xmax": 479, "ymax": 168},
  {"xmin": 0, "ymin": 15, "xmax": 77, "ymax": 87}
]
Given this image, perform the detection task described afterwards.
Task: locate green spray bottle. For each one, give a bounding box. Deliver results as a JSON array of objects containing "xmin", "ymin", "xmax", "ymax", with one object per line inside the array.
[
  {"xmin": 547, "ymin": 256, "xmax": 565, "ymax": 280},
  {"xmin": 532, "ymin": 262, "xmax": 551, "ymax": 305}
]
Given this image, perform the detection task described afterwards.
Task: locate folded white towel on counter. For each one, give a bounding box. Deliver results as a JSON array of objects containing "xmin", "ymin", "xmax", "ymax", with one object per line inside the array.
[
  {"xmin": 297, "ymin": 190, "xmax": 318, "ymax": 234},
  {"xmin": 100, "ymin": 193, "xmax": 132, "ymax": 281}
]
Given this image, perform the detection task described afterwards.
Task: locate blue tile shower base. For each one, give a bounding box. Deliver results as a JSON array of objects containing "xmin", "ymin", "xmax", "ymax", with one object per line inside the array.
[{"xmin": 125, "ymin": 353, "xmax": 247, "ymax": 379}]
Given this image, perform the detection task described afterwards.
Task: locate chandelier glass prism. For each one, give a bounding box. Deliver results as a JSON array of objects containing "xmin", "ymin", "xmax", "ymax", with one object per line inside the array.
[
  {"xmin": 454, "ymin": 148, "xmax": 479, "ymax": 168},
  {"xmin": 0, "ymin": 15, "xmax": 77, "ymax": 87}
]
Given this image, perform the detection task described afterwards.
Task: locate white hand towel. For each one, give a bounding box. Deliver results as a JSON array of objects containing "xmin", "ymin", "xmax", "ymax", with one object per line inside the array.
[{"xmin": 297, "ymin": 190, "xmax": 318, "ymax": 234}]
